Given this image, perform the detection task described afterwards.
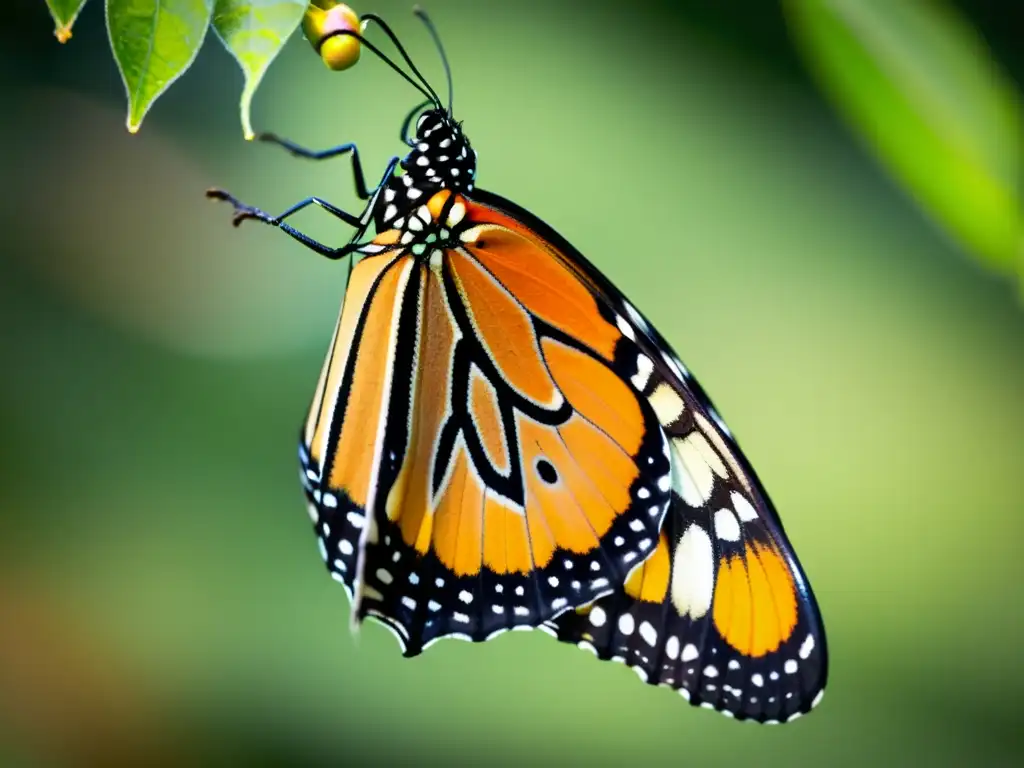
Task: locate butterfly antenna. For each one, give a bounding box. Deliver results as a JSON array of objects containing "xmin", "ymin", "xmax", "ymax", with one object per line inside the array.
[
  {"xmin": 328, "ymin": 28, "xmax": 436, "ymax": 104},
  {"xmin": 360, "ymin": 13, "xmax": 444, "ymax": 109},
  {"xmin": 413, "ymin": 7, "xmax": 453, "ymax": 115}
]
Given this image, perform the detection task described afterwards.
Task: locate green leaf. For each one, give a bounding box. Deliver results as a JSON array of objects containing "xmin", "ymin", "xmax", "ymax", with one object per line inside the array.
[
  {"xmin": 46, "ymin": 0, "xmax": 90, "ymax": 42},
  {"xmin": 106, "ymin": 0, "xmax": 215, "ymax": 133},
  {"xmin": 785, "ymin": 0, "xmax": 1023, "ymax": 279},
  {"xmin": 211, "ymin": 0, "xmax": 307, "ymax": 140}
]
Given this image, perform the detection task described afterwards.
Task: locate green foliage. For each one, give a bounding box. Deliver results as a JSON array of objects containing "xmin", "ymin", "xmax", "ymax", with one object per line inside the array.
[
  {"xmin": 48, "ymin": 0, "xmax": 310, "ymax": 136},
  {"xmin": 45, "ymin": 0, "xmax": 89, "ymax": 41},
  {"xmin": 785, "ymin": 0, "xmax": 1023, "ymax": 288},
  {"xmin": 212, "ymin": 1, "xmax": 308, "ymax": 140},
  {"xmin": 107, "ymin": 0, "xmax": 215, "ymax": 133}
]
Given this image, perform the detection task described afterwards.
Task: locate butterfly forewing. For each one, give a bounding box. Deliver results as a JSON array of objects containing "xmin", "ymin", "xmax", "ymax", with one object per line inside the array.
[
  {"xmin": 300, "ymin": 192, "xmax": 674, "ymax": 655},
  {"xmin": 464, "ymin": 190, "xmax": 828, "ymax": 722}
]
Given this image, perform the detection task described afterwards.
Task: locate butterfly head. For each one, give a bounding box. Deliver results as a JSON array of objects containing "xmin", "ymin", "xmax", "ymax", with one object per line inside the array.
[{"xmin": 402, "ymin": 109, "xmax": 476, "ymax": 194}]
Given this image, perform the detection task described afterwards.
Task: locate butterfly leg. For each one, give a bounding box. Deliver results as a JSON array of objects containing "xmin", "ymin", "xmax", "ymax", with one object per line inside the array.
[
  {"xmin": 205, "ymin": 189, "xmax": 361, "ymax": 258},
  {"xmin": 206, "ymin": 156, "xmax": 400, "ymax": 260},
  {"xmin": 255, "ymin": 134, "xmax": 373, "ymax": 201}
]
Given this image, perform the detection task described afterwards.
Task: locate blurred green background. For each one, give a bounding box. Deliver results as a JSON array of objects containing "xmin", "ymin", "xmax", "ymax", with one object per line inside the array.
[{"xmin": 1, "ymin": 0, "xmax": 1022, "ymax": 765}]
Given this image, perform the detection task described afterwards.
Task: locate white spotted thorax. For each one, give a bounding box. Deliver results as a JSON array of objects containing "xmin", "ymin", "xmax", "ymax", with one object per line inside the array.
[{"xmin": 375, "ymin": 109, "xmax": 477, "ymax": 233}]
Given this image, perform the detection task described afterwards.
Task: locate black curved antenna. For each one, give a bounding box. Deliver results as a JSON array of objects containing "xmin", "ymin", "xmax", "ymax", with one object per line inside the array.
[
  {"xmin": 360, "ymin": 13, "xmax": 444, "ymax": 109},
  {"xmin": 321, "ymin": 28, "xmax": 437, "ymax": 106},
  {"xmin": 413, "ymin": 7, "xmax": 453, "ymax": 115},
  {"xmin": 400, "ymin": 98, "xmax": 434, "ymax": 143}
]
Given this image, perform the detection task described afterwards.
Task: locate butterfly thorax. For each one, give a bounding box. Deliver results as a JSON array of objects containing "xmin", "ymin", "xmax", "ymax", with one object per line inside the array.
[
  {"xmin": 363, "ymin": 189, "xmax": 473, "ymax": 266},
  {"xmin": 375, "ymin": 109, "xmax": 476, "ymax": 232}
]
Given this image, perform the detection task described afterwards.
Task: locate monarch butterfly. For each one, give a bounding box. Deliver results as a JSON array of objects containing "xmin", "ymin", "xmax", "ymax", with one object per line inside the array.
[{"xmin": 208, "ymin": 8, "xmax": 827, "ymax": 723}]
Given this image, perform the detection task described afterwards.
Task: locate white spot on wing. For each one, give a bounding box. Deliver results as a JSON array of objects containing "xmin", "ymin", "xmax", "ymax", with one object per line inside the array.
[
  {"xmin": 447, "ymin": 201, "xmax": 466, "ymax": 227},
  {"xmin": 648, "ymin": 383, "xmax": 685, "ymax": 426},
  {"xmin": 714, "ymin": 508, "xmax": 742, "ymax": 542},
  {"xmin": 618, "ymin": 613, "xmax": 635, "ymax": 636},
  {"xmin": 631, "ymin": 355, "xmax": 654, "ymax": 390},
  {"xmin": 639, "ymin": 621, "xmax": 658, "ymax": 647},
  {"xmin": 616, "ymin": 315, "xmax": 636, "ymax": 341},
  {"xmin": 670, "ymin": 524, "xmax": 715, "ymax": 619},
  {"xmin": 589, "ymin": 607, "xmax": 607, "ymax": 627},
  {"xmin": 800, "ymin": 634, "xmax": 815, "ymax": 659},
  {"xmin": 681, "ymin": 643, "xmax": 699, "ymax": 662},
  {"xmin": 663, "ymin": 636, "xmax": 679, "ymax": 661},
  {"xmin": 732, "ymin": 492, "xmax": 759, "ymax": 522},
  {"xmin": 670, "ymin": 434, "xmax": 716, "ymax": 507}
]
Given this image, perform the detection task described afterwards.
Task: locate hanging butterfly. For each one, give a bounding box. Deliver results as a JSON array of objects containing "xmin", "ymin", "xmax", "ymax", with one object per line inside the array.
[{"xmin": 207, "ymin": 7, "xmax": 827, "ymax": 723}]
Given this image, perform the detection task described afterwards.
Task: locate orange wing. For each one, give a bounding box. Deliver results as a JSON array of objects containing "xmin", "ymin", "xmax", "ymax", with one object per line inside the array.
[
  {"xmin": 465, "ymin": 185, "xmax": 830, "ymax": 722},
  {"xmin": 300, "ymin": 191, "xmax": 673, "ymax": 655}
]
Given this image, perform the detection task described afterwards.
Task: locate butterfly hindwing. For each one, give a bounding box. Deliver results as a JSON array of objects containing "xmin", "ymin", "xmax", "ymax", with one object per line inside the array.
[
  {"xmin": 301, "ymin": 192, "xmax": 674, "ymax": 655},
  {"xmin": 560, "ymin": 315, "xmax": 826, "ymax": 723}
]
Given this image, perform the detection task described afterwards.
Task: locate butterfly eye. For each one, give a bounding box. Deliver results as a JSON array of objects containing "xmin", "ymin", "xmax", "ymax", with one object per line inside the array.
[{"xmin": 535, "ymin": 458, "xmax": 559, "ymax": 485}]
